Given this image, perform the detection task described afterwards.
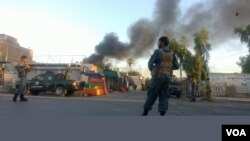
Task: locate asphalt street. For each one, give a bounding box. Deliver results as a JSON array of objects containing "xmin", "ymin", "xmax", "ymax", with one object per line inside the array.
[{"xmin": 1, "ymin": 91, "xmax": 250, "ymax": 117}]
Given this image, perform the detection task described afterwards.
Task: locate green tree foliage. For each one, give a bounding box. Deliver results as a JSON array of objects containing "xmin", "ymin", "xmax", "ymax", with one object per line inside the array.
[
  {"xmin": 235, "ymin": 25, "xmax": 250, "ymax": 73},
  {"xmin": 235, "ymin": 25, "xmax": 250, "ymax": 51},
  {"xmin": 169, "ymin": 36, "xmax": 191, "ymax": 79},
  {"xmin": 170, "ymin": 28, "xmax": 212, "ymax": 100},
  {"xmin": 194, "ymin": 29, "xmax": 211, "ymax": 62},
  {"xmin": 194, "ymin": 28, "xmax": 211, "ymax": 81},
  {"xmin": 182, "ymin": 52, "xmax": 196, "ymax": 77},
  {"xmin": 194, "ymin": 54, "xmax": 203, "ymax": 81},
  {"xmin": 119, "ymin": 71, "xmax": 128, "ymax": 77},
  {"xmin": 237, "ymin": 55, "xmax": 250, "ymax": 73},
  {"xmin": 193, "ymin": 28, "xmax": 212, "ymax": 99},
  {"xmin": 128, "ymin": 71, "xmax": 141, "ymax": 76}
]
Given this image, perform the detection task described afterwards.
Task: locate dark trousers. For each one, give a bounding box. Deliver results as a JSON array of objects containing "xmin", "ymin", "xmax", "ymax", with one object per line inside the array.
[
  {"xmin": 143, "ymin": 74, "xmax": 171, "ymax": 112},
  {"xmin": 16, "ymin": 77, "xmax": 27, "ymax": 96},
  {"xmin": 191, "ymin": 84, "xmax": 196, "ymax": 102}
]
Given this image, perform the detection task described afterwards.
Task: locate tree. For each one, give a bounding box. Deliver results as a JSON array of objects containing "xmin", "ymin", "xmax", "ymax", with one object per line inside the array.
[
  {"xmin": 127, "ymin": 57, "xmax": 135, "ymax": 71},
  {"xmin": 193, "ymin": 28, "xmax": 212, "ymax": 100},
  {"xmin": 128, "ymin": 71, "xmax": 141, "ymax": 76},
  {"xmin": 170, "ymin": 36, "xmax": 194, "ymax": 79},
  {"xmin": 194, "ymin": 28, "xmax": 211, "ymax": 68},
  {"xmin": 120, "ymin": 71, "xmax": 128, "ymax": 77},
  {"xmin": 235, "ymin": 25, "xmax": 250, "ymax": 73},
  {"xmin": 179, "ymin": 36, "xmax": 189, "ymax": 79},
  {"xmin": 170, "ymin": 39, "xmax": 183, "ymax": 78},
  {"xmin": 235, "ymin": 25, "xmax": 250, "ymax": 51},
  {"xmin": 237, "ymin": 55, "xmax": 250, "ymax": 73},
  {"xmin": 182, "ymin": 51, "xmax": 196, "ymax": 77},
  {"xmin": 169, "ymin": 29, "xmax": 212, "ymax": 100}
]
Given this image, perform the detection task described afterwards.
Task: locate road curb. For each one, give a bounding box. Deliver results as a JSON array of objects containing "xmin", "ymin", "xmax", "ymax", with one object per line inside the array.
[{"xmin": 214, "ymin": 97, "xmax": 250, "ymax": 103}]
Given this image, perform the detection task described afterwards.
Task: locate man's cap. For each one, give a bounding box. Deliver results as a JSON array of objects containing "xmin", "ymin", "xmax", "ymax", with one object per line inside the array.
[
  {"xmin": 159, "ymin": 36, "xmax": 170, "ymax": 45},
  {"xmin": 21, "ymin": 55, "xmax": 28, "ymax": 59},
  {"xmin": 159, "ymin": 36, "xmax": 169, "ymax": 42}
]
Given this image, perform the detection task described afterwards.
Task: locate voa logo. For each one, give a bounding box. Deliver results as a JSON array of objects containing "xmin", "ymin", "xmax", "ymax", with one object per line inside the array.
[{"xmin": 226, "ymin": 129, "xmax": 247, "ymax": 137}]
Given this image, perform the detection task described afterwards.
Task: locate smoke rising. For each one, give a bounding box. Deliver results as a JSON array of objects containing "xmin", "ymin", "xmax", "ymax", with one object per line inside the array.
[
  {"xmin": 95, "ymin": 33, "xmax": 130, "ymax": 59},
  {"xmin": 84, "ymin": 20, "xmax": 159, "ymax": 65},
  {"xmin": 84, "ymin": 54, "xmax": 104, "ymax": 67},
  {"xmin": 180, "ymin": 0, "xmax": 250, "ymax": 44},
  {"xmin": 128, "ymin": 19, "xmax": 158, "ymax": 57},
  {"xmin": 85, "ymin": 0, "xmax": 250, "ymax": 66},
  {"xmin": 154, "ymin": 0, "xmax": 181, "ymax": 38}
]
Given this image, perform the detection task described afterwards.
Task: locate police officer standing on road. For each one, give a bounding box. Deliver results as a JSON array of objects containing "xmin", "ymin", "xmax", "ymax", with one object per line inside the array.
[
  {"xmin": 13, "ymin": 55, "xmax": 30, "ymax": 102},
  {"xmin": 190, "ymin": 75, "xmax": 197, "ymax": 102},
  {"xmin": 142, "ymin": 36, "xmax": 179, "ymax": 116}
]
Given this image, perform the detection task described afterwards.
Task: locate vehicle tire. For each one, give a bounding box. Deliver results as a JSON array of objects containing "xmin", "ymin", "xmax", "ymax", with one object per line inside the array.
[
  {"xmin": 30, "ymin": 91, "xmax": 40, "ymax": 96},
  {"xmin": 55, "ymin": 86, "xmax": 66, "ymax": 96}
]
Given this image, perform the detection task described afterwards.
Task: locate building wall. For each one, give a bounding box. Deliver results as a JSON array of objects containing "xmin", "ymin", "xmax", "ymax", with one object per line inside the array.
[
  {"xmin": 129, "ymin": 76, "xmax": 143, "ymax": 91},
  {"xmin": 0, "ymin": 34, "xmax": 34, "ymax": 88},
  {"xmin": 210, "ymin": 73, "xmax": 250, "ymax": 97},
  {"xmin": 0, "ymin": 34, "xmax": 33, "ymax": 63}
]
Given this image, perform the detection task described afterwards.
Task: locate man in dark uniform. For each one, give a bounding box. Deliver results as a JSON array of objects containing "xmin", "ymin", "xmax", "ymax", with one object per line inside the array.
[
  {"xmin": 190, "ymin": 75, "xmax": 197, "ymax": 102},
  {"xmin": 13, "ymin": 55, "xmax": 30, "ymax": 102},
  {"xmin": 142, "ymin": 36, "xmax": 179, "ymax": 116}
]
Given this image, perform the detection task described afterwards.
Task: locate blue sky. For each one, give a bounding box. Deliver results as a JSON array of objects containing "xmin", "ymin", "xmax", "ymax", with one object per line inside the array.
[
  {"xmin": 0, "ymin": 0, "xmax": 155, "ymax": 56},
  {"xmin": 1, "ymin": 0, "xmax": 155, "ymax": 40},
  {"xmin": 0, "ymin": 0, "xmax": 248, "ymax": 76}
]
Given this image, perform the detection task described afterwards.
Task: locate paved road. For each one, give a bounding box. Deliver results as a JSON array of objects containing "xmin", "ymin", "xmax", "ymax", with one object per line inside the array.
[{"xmin": 1, "ymin": 92, "xmax": 250, "ymax": 117}]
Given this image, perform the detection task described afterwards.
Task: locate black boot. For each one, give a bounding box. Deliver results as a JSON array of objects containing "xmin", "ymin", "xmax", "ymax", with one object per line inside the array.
[
  {"xmin": 20, "ymin": 95, "xmax": 28, "ymax": 102},
  {"xmin": 13, "ymin": 94, "xmax": 18, "ymax": 102},
  {"xmin": 141, "ymin": 110, "xmax": 149, "ymax": 116},
  {"xmin": 160, "ymin": 111, "xmax": 166, "ymax": 116}
]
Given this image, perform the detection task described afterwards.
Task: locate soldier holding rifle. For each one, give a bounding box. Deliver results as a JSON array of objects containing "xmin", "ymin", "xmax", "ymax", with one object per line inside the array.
[{"xmin": 13, "ymin": 55, "xmax": 31, "ymax": 102}]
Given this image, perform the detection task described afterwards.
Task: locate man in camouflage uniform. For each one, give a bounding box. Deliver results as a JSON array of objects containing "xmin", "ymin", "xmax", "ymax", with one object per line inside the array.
[
  {"xmin": 142, "ymin": 36, "xmax": 179, "ymax": 116},
  {"xmin": 65, "ymin": 65, "xmax": 72, "ymax": 80},
  {"xmin": 13, "ymin": 55, "xmax": 30, "ymax": 102}
]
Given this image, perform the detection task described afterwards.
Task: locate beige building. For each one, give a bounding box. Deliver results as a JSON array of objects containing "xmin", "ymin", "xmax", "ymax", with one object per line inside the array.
[
  {"xmin": 210, "ymin": 73, "xmax": 250, "ymax": 97},
  {"xmin": 0, "ymin": 34, "xmax": 33, "ymax": 63},
  {"xmin": 0, "ymin": 34, "xmax": 33, "ymax": 88}
]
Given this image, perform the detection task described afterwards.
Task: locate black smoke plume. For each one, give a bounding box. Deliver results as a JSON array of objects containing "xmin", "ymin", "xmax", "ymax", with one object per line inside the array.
[{"xmin": 85, "ymin": 0, "xmax": 250, "ymax": 66}]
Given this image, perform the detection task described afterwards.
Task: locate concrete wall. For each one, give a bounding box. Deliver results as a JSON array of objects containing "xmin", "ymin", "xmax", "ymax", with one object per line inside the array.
[
  {"xmin": 210, "ymin": 73, "xmax": 250, "ymax": 97},
  {"xmin": 2, "ymin": 73, "xmax": 18, "ymax": 89}
]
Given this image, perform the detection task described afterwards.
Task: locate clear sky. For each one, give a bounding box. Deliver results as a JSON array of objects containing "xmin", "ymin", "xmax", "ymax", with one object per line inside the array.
[
  {"xmin": 0, "ymin": 0, "xmax": 156, "ymax": 63},
  {"xmin": 0, "ymin": 0, "xmax": 248, "ymax": 76}
]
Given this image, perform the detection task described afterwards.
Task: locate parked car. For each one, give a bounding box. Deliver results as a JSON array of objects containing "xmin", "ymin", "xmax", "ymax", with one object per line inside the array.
[
  {"xmin": 169, "ymin": 81, "xmax": 182, "ymax": 98},
  {"xmin": 145, "ymin": 78, "xmax": 182, "ymax": 98},
  {"xmin": 16, "ymin": 72, "xmax": 85, "ymax": 96}
]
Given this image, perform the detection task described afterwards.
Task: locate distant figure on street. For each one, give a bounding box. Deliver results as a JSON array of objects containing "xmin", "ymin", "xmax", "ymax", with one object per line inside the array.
[
  {"xmin": 124, "ymin": 76, "xmax": 129, "ymax": 91},
  {"xmin": 13, "ymin": 55, "xmax": 30, "ymax": 102},
  {"xmin": 65, "ymin": 65, "xmax": 72, "ymax": 80},
  {"xmin": 190, "ymin": 75, "xmax": 197, "ymax": 102},
  {"xmin": 142, "ymin": 36, "xmax": 179, "ymax": 116}
]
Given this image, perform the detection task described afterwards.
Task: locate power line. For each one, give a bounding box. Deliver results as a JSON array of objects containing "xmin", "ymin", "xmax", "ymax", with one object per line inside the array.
[{"xmin": 212, "ymin": 51, "xmax": 249, "ymax": 59}]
